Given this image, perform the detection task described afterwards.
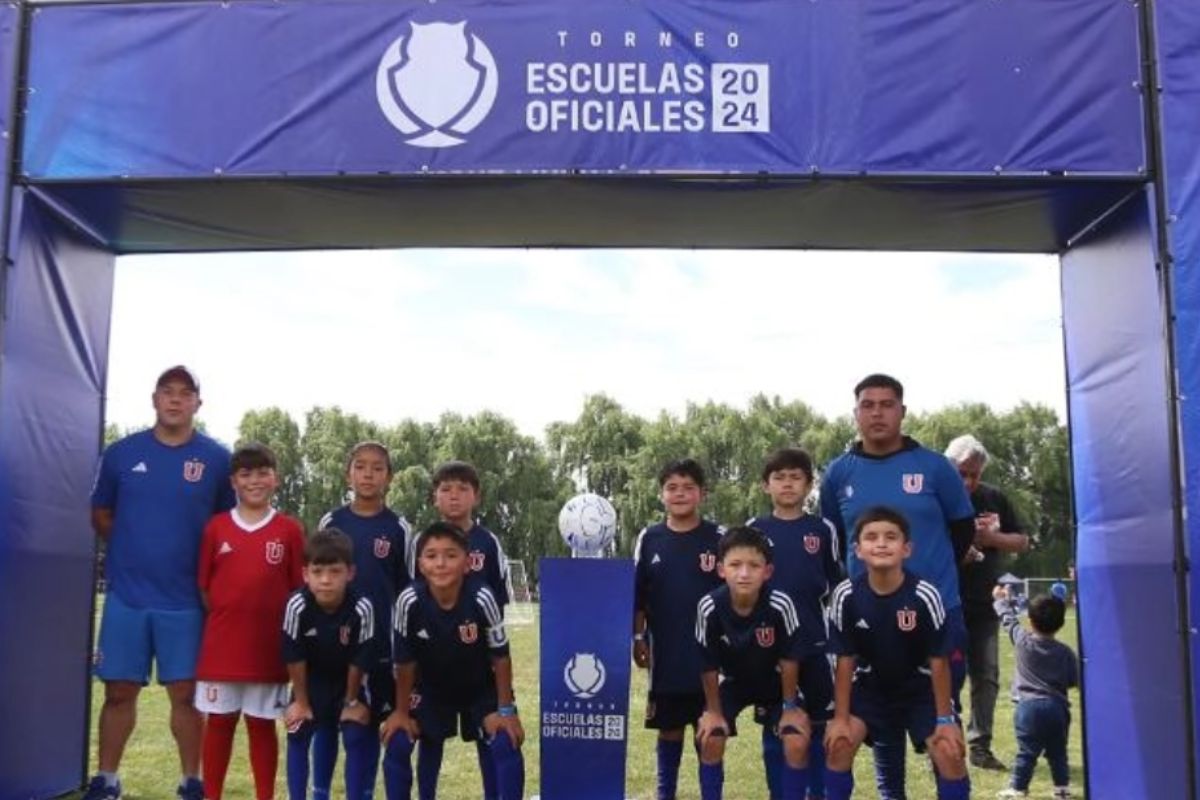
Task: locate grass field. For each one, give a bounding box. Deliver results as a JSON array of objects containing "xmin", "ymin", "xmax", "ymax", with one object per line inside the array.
[{"xmin": 80, "ymin": 605, "xmax": 1083, "ymax": 799}]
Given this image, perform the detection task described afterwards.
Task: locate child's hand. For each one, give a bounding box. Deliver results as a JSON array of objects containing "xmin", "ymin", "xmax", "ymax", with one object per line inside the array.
[
  {"xmin": 695, "ymin": 710, "xmax": 728, "ymax": 746},
  {"xmin": 379, "ymin": 710, "xmax": 420, "ymax": 745},
  {"xmin": 284, "ymin": 701, "xmax": 313, "ymax": 733},
  {"xmin": 932, "ymin": 720, "xmax": 965, "ymax": 760},
  {"xmin": 484, "ymin": 711, "xmax": 525, "ymax": 748},
  {"xmin": 824, "ymin": 717, "xmax": 852, "ymax": 754},
  {"xmin": 992, "ymin": 584, "xmax": 1010, "ymax": 601},
  {"xmin": 339, "ymin": 700, "xmax": 370, "ymax": 726},
  {"xmin": 632, "ymin": 639, "xmax": 650, "ymax": 669}
]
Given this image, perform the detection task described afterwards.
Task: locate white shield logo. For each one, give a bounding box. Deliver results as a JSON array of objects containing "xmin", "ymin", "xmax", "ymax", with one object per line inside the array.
[
  {"xmin": 376, "ymin": 21, "xmax": 499, "ymax": 148},
  {"xmin": 564, "ymin": 653, "xmax": 607, "ymax": 699},
  {"xmin": 901, "ymin": 473, "xmax": 924, "ymax": 494}
]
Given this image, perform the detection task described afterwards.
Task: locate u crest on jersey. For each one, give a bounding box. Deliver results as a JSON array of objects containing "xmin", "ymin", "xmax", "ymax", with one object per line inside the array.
[
  {"xmin": 803, "ymin": 534, "xmax": 821, "ymax": 555},
  {"xmin": 901, "ymin": 473, "xmax": 924, "ymax": 494},
  {"xmin": 374, "ymin": 536, "xmax": 391, "ymax": 558},
  {"xmin": 265, "ymin": 540, "xmax": 285, "ymax": 565},
  {"xmin": 469, "ymin": 551, "xmax": 486, "ymax": 572},
  {"xmin": 459, "ymin": 621, "xmax": 479, "ymax": 643},
  {"xmin": 205, "ymin": 685, "xmax": 220, "ymax": 703},
  {"xmin": 755, "ymin": 625, "xmax": 775, "ymax": 648},
  {"xmin": 896, "ymin": 609, "xmax": 917, "ymax": 631},
  {"xmin": 339, "ymin": 624, "xmax": 351, "ymax": 645},
  {"xmin": 699, "ymin": 552, "xmax": 716, "ymax": 572},
  {"xmin": 183, "ymin": 459, "xmax": 206, "ymax": 482}
]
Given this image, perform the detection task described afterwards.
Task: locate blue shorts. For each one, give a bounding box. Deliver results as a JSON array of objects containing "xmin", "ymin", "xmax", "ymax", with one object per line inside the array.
[
  {"xmin": 801, "ymin": 651, "xmax": 835, "ymax": 723},
  {"xmin": 94, "ymin": 592, "xmax": 203, "ymax": 684},
  {"xmin": 850, "ymin": 684, "xmax": 937, "ymax": 753}
]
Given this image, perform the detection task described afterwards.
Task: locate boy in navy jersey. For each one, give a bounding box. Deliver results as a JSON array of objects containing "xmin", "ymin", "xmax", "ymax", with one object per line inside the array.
[
  {"xmin": 421, "ymin": 460, "xmax": 511, "ymax": 798},
  {"xmin": 824, "ymin": 507, "xmax": 970, "ymax": 800},
  {"xmin": 381, "ymin": 522, "xmax": 524, "ymax": 800},
  {"xmin": 318, "ymin": 441, "xmax": 411, "ymax": 794},
  {"xmin": 282, "ymin": 529, "xmax": 376, "ymax": 800},
  {"xmin": 695, "ymin": 526, "xmax": 816, "ymax": 800},
  {"xmin": 634, "ymin": 458, "xmax": 724, "ymax": 800},
  {"xmin": 750, "ymin": 447, "xmax": 841, "ymax": 800}
]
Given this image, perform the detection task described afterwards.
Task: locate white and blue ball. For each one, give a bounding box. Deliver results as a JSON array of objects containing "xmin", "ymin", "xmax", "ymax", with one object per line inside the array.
[{"xmin": 558, "ymin": 493, "xmax": 618, "ymax": 554}]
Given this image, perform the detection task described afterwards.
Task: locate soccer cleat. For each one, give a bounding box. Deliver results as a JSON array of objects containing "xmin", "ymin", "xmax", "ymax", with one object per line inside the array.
[
  {"xmin": 969, "ymin": 748, "xmax": 1008, "ymax": 771},
  {"xmin": 81, "ymin": 776, "xmax": 121, "ymax": 800},
  {"xmin": 176, "ymin": 777, "xmax": 204, "ymax": 800},
  {"xmin": 994, "ymin": 789, "xmax": 1028, "ymax": 799}
]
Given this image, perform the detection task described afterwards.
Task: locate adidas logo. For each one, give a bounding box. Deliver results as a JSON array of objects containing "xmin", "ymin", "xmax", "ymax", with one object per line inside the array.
[
  {"xmin": 218, "ymin": 542, "xmax": 233, "ymax": 555},
  {"xmin": 856, "ymin": 619, "xmax": 870, "ymax": 630},
  {"xmin": 304, "ymin": 628, "xmax": 318, "ymax": 637},
  {"xmin": 132, "ymin": 462, "xmax": 148, "ymax": 473},
  {"xmin": 417, "ymin": 629, "xmax": 431, "ymax": 640},
  {"xmin": 651, "ymin": 554, "xmax": 662, "ymax": 564}
]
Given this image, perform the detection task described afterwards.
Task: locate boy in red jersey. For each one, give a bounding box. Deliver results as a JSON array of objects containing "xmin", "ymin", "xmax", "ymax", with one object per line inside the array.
[{"xmin": 195, "ymin": 443, "xmax": 305, "ymax": 800}]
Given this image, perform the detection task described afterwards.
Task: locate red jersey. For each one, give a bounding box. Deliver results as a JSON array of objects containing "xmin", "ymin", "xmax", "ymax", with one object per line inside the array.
[{"xmin": 196, "ymin": 508, "xmax": 305, "ymax": 682}]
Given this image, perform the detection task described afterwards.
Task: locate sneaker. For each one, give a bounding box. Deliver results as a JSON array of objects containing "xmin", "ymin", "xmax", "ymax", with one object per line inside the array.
[
  {"xmin": 81, "ymin": 776, "xmax": 121, "ymax": 800},
  {"xmin": 1052, "ymin": 788, "xmax": 1073, "ymax": 799},
  {"xmin": 995, "ymin": 790, "xmax": 1028, "ymax": 799},
  {"xmin": 176, "ymin": 777, "xmax": 204, "ymax": 800},
  {"xmin": 970, "ymin": 748, "xmax": 1008, "ymax": 771}
]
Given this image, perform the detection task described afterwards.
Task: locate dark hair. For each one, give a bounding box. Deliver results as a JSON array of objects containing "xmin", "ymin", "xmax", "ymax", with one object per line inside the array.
[
  {"xmin": 415, "ymin": 521, "xmax": 470, "ymax": 558},
  {"xmin": 431, "ymin": 460, "xmax": 481, "ymax": 492},
  {"xmin": 306, "ymin": 528, "xmax": 354, "ymax": 566},
  {"xmin": 854, "ymin": 373, "xmax": 904, "ymax": 402},
  {"xmin": 852, "ymin": 506, "xmax": 910, "ymax": 542},
  {"xmin": 1028, "ymin": 594, "xmax": 1067, "ymax": 635},
  {"xmin": 718, "ymin": 526, "xmax": 773, "ymax": 564},
  {"xmin": 761, "ymin": 447, "xmax": 815, "ymax": 483},
  {"xmin": 346, "ymin": 441, "xmax": 392, "ymax": 474},
  {"xmin": 231, "ymin": 442, "xmax": 277, "ymax": 473},
  {"xmin": 657, "ymin": 457, "xmax": 707, "ymax": 489}
]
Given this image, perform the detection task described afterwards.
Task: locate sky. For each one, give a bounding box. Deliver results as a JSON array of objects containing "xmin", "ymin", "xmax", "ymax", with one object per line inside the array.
[{"xmin": 106, "ymin": 249, "xmax": 1065, "ymax": 444}]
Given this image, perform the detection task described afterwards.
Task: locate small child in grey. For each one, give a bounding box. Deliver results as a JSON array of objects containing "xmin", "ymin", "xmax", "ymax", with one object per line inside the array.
[{"xmin": 992, "ymin": 584, "xmax": 1078, "ymax": 799}]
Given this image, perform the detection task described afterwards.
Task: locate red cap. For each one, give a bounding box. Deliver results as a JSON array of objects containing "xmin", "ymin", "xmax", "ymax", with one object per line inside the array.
[{"xmin": 155, "ymin": 365, "xmax": 199, "ymax": 393}]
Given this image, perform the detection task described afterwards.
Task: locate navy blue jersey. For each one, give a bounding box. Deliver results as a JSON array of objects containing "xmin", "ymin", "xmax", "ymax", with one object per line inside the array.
[
  {"xmin": 392, "ymin": 578, "xmax": 508, "ymax": 701},
  {"xmin": 820, "ymin": 438, "xmax": 974, "ymax": 609},
  {"xmin": 407, "ymin": 521, "xmax": 510, "ymax": 608},
  {"xmin": 828, "ymin": 571, "xmax": 949, "ymax": 696},
  {"xmin": 282, "ymin": 587, "xmax": 374, "ymax": 713},
  {"xmin": 634, "ymin": 520, "xmax": 724, "ymax": 694},
  {"xmin": 696, "ymin": 584, "xmax": 813, "ymax": 704},
  {"xmin": 319, "ymin": 506, "xmax": 410, "ymax": 642},
  {"xmin": 749, "ymin": 513, "xmax": 841, "ymax": 646}
]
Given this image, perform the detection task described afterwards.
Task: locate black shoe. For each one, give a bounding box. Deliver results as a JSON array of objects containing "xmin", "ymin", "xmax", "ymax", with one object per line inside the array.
[{"xmin": 970, "ymin": 748, "xmax": 1008, "ymax": 771}]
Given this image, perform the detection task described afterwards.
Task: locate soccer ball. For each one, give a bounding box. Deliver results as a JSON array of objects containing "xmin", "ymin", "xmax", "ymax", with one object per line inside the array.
[{"xmin": 558, "ymin": 493, "xmax": 618, "ymax": 555}]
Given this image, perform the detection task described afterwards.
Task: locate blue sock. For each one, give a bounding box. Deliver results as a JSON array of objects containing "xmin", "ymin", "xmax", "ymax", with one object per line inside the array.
[
  {"xmin": 782, "ymin": 765, "xmax": 810, "ymax": 800},
  {"xmin": 341, "ymin": 722, "xmax": 373, "ymax": 800},
  {"xmin": 698, "ymin": 761, "xmax": 723, "ymax": 800},
  {"xmin": 358, "ymin": 726, "xmax": 381, "ymax": 800},
  {"xmin": 488, "ymin": 730, "xmax": 526, "ymax": 800},
  {"xmin": 381, "ymin": 734, "xmax": 414, "ymax": 800},
  {"xmin": 761, "ymin": 726, "xmax": 783, "ymax": 799},
  {"xmin": 657, "ymin": 738, "xmax": 684, "ymax": 800},
  {"xmin": 936, "ymin": 775, "xmax": 970, "ymax": 800},
  {"xmin": 476, "ymin": 737, "xmax": 499, "ymax": 800},
  {"xmin": 312, "ymin": 723, "xmax": 339, "ymax": 798},
  {"xmin": 286, "ymin": 721, "xmax": 315, "ymax": 800},
  {"xmin": 416, "ymin": 738, "xmax": 444, "ymax": 800},
  {"xmin": 825, "ymin": 769, "xmax": 854, "ymax": 800},
  {"xmin": 807, "ymin": 723, "xmax": 826, "ymax": 798}
]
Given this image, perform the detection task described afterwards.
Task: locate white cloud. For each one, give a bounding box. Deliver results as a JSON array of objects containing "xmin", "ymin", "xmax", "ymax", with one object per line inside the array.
[{"xmin": 106, "ymin": 249, "xmax": 1064, "ymax": 444}]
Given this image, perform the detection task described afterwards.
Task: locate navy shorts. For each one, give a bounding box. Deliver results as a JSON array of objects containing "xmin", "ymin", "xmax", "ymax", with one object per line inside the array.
[
  {"xmin": 410, "ymin": 686, "xmax": 498, "ymax": 743},
  {"xmin": 800, "ymin": 651, "xmax": 835, "ymax": 723},
  {"xmin": 94, "ymin": 592, "xmax": 203, "ymax": 684},
  {"xmin": 365, "ymin": 658, "xmax": 396, "ymax": 721},
  {"xmin": 850, "ymin": 683, "xmax": 937, "ymax": 753},
  {"xmin": 645, "ymin": 691, "xmax": 705, "ymax": 731},
  {"xmin": 715, "ymin": 681, "xmax": 786, "ymax": 738}
]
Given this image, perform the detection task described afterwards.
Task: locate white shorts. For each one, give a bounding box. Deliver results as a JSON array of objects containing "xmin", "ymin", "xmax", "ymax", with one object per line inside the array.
[{"xmin": 195, "ymin": 681, "xmax": 288, "ymax": 719}]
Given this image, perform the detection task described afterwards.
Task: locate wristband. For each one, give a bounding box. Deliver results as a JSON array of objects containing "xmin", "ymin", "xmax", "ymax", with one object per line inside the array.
[
  {"xmin": 343, "ymin": 698, "xmax": 360, "ymax": 709},
  {"xmin": 633, "ymin": 633, "xmax": 647, "ymax": 642},
  {"xmin": 936, "ymin": 714, "xmax": 957, "ymax": 726},
  {"xmin": 781, "ymin": 700, "xmax": 800, "ymax": 711},
  {"xmin": 498, "ymin": 704, "xmax": 518, "ymax": 718}
]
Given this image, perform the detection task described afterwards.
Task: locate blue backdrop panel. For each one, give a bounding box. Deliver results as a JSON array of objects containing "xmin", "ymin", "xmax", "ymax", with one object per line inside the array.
[
  {"xmin": 539, "ymin": 558, "xmax": 634, "ymax": 800},
  {"xmin": 0, "ymin": 189, "xmax": 115, "ymax": 800},
  {"xmin": 23, "ymin": 0, "xmax": 1143, "ymax": 179},
  {"xmin": 1154, "ymin": 3, "xmax": 1200, "ymax": 773},
  {"xmin": 1060, "ymin": 192, "xmax": 1189, "ymax": 799},
  {"xmin": 0, "ymin": 2, "xmax": 18, "ymax": 233}
]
